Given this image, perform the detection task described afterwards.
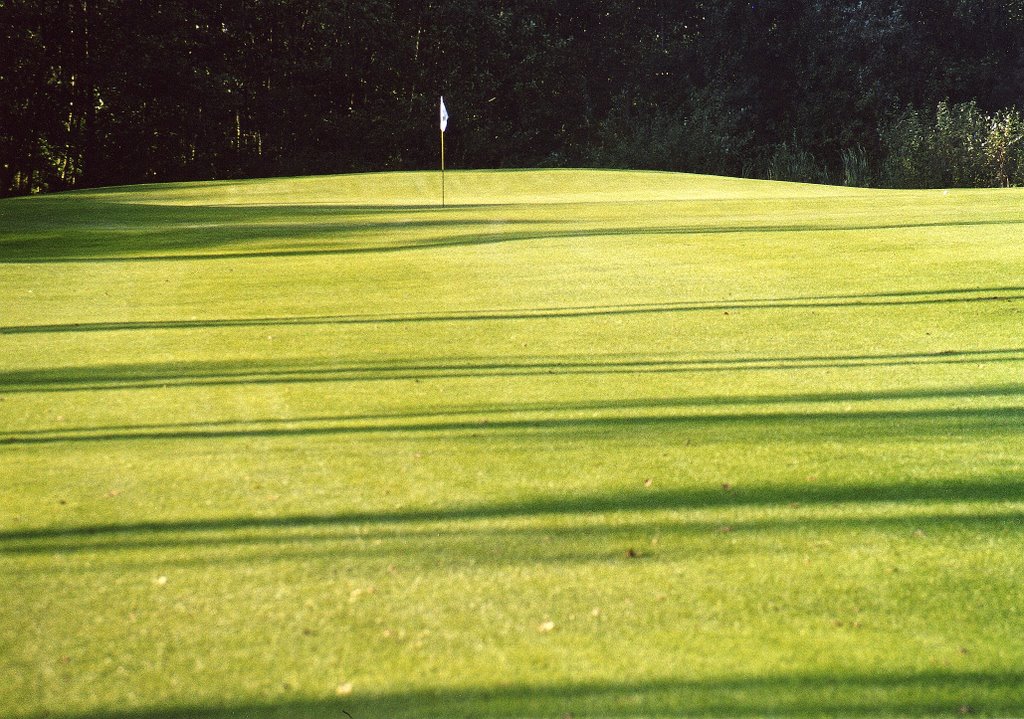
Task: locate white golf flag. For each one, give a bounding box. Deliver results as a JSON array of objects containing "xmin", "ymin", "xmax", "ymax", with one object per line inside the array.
[{"xmin": 439, "ymin": 96, "xmax": 449, "ymax": 132}]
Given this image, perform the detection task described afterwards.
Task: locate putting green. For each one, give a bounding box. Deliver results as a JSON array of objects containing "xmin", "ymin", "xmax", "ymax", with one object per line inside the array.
[{"xmin": 2, "ymin": 169, "xmax": 1023, "ymax": 718}]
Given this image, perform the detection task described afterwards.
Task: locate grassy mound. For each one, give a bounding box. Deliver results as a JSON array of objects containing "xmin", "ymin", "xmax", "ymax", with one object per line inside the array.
[{"xmin": 2, "ymin": 169, "xmax": 1023, "ymax": 718}]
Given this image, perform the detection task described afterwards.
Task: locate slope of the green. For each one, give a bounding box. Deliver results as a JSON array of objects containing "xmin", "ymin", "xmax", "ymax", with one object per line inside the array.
[{"xmin": 2, "ymin": 169, "xmax": 1023, "ymax": 718}]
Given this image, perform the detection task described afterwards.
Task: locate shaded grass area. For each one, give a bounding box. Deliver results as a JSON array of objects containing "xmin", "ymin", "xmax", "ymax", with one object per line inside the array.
[
  {"xmin": 3, "ymin": 287, "xmax": 1024, "ymax": 335},
  {"xmin": 2, "ymin": 473, "xmax": 1023, "ymax": 559},
  {"xmin": 3, "ymin": 350, "xmax": 1024, "ymax": 393},
  {"xmin": 2, "ymin": 399, "xmax": 1023, "ymax": 447},
  {"xmin": 2, "ymin": 206, "xmax": 1022, "ymax": 264},
  {"xmin": 13, "ymin": 671, "xmax": 1024, "ymax": 719},
  {"xmin": 2, "ymin": 170, "xmax": 1024, "ymax": 718},
  {"xmin": 1, "ymin": 169, "xmax": 1021, "ymax": 265},
  {"xmin": 3, "ymin": 212, "xmax": 1022, "ymax": 264}
]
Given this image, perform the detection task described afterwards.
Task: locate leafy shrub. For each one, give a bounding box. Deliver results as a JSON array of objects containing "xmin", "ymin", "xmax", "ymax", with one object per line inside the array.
[
  {"xmin": 744, "ymin": 139, "xmax": 827, "ymax": 184},
  {"xmin": 841, "ymin": 145, "xmax": 872, "ymax": 187},
  {"xmin": 985, "ymin": 108, "xmax": 1024, "ymax": 187},
  {"xmin": 933, "ymin": 101, "xmax": 989, "ymax": 186},
  {"xmin": 880, "ymin": 106, "xmax": 938, "ymax": 187},
  {"xmin": 881, "ymin": 101, "xmax": 1024, "ymax": 188},
  {"xmin": 589, "ymin": 89, "xmax": 753, "ymax": 177},
  {"xmin": 589, "ymin": 96, "xmax": 688, "ymax": 171}
]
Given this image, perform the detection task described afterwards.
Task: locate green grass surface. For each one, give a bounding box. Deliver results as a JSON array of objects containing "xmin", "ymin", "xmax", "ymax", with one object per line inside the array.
[{"xmin": 2, "ymin": 169, "xmax": 1023, "ymax": 718}]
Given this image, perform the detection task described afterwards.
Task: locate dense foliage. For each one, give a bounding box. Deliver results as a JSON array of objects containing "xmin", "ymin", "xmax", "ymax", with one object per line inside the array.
[{"xmin": 3, "ymin": 0, "xmax": 1024, "ymax": 195}]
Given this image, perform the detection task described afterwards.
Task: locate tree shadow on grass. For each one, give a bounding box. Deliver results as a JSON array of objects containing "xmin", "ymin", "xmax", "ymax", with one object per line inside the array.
[
  {"xmin": 16, "ymin": 670, "xmax": 1024, "ymax": 718},
  {"xmin": 2, "ymin": 472, "xmax": 1021, "ymax": 558},
  {"xmin": 6, "ymin": 505, "xmax": 1021, "ymax": 571},
  {"xmin": 2, "ymin": 190, "xmax": 1022, "ymax": 263},
  {"xmin": 0, "ymin": 200, "xmax": 548, "ymax": 262},
  {"xmin": 1, "ymin": 347, "xmax": 1022, "ymax": 391},
  {"xmin": 2, "ymin": 399, "xmax": 1021, "ymax": 447},
  {"xmin": 3, "ymin": 287, "xmax": 1024, "ymax": 336}
]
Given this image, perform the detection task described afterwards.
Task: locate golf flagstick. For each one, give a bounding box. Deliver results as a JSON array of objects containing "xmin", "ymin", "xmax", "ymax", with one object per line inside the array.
[{"xmin": 439, "ymin": 96, "xmax": 448, "ymax": 207}]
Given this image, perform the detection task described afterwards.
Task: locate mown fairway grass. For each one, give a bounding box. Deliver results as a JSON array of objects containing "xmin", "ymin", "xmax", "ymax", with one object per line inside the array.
[{"xmin": 1, "ymin": 169, "xmax": 1023, "ymax": 718}]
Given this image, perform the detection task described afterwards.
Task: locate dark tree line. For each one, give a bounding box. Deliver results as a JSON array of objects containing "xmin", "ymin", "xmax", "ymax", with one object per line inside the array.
[{"xmin": 3, "ymin": 0, "xmax": 1024, "ymax": 196}]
